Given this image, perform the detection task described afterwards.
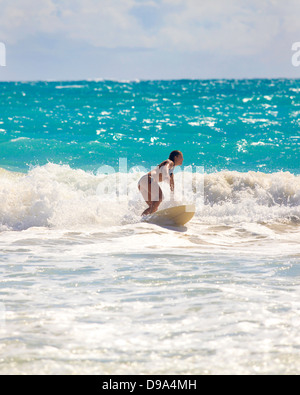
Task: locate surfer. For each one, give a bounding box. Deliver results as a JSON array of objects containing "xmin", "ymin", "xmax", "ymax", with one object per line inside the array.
[{"xmin": 138, "ymin": 150, "xmax": 184, "ymax": 216}]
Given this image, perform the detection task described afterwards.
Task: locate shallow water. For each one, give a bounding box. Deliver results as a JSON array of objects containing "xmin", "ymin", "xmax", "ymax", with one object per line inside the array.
[{"xmin": 0, "ymin": 223, "xmax": 299, "ymax": 374}]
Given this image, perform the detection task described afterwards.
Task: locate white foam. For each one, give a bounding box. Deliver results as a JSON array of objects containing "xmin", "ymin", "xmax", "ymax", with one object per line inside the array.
[
  {"xmin": 55, "ymin": 85, "xmax": 88, "ymax": 89},
  {"xmin": 0, "ymin": 165, "xmax": 299, "ymax": 231}
]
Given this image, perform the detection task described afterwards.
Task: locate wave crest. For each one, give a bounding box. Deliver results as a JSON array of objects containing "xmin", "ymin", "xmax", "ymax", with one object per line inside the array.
[{"xmin": 0, "ymin": 164, "xmax": 299, "ymax": 230}]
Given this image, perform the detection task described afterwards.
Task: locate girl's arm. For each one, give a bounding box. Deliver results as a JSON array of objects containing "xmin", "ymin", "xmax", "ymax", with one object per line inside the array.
[
  {"xmin": 170, "ymin": 173, "xmax": 174, "ymax": 192},
  {"xmin": 170, "ymin": 173, "xmax": 175, "ymax": 202}
]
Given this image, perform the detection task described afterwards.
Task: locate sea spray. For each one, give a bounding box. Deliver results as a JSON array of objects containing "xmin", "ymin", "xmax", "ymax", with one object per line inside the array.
[{"xmin": 1, "ymin": 164, "xmax": 299, "ymax": 231}]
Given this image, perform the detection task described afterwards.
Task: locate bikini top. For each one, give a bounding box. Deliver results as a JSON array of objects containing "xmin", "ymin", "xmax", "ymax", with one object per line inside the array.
[{"xmin": 150, "ymin": 163, "xmax": 174, "ymax": 183}]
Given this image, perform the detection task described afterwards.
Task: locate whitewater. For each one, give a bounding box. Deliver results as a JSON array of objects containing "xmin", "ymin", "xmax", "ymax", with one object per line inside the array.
[{"xmin": 0, "ymin": 79, "xmax": 299, "ymax": 374}]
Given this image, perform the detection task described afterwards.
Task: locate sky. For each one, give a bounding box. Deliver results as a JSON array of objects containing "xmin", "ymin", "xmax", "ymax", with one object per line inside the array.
[{"xmin": 0, "ymin": 0, "xmax": 300, "ymax": 81}]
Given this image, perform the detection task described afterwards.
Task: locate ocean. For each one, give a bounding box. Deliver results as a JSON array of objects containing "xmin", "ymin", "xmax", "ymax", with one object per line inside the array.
[{"xmin": 0, "ymin": 79, "xmax": 299, "ymax": 374}]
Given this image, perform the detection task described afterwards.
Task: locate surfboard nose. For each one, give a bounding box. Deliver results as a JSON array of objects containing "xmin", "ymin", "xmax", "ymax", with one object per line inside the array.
[
  {"xmin": 145, "ymin": 204, "xmax": 196, "ymax": 227},
  {"xmin": 185, "ymin": 204, "xmax": 196, "ymax": 213}
]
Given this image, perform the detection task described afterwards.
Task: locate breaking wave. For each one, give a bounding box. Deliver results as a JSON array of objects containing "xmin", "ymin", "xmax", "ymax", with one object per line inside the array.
[{"xmin": 0, "ymin": 164, "xmax": 299, "ymax": 231}]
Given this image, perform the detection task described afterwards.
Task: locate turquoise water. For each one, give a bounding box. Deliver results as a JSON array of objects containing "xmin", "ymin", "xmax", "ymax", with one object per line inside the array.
[
  {"xmin": 0, "ymin": 79, "xmax": 299, "ymax": 173},
  {"xmin": 0, "ymin": 79, "xmax": 300, "ymax": 375}
]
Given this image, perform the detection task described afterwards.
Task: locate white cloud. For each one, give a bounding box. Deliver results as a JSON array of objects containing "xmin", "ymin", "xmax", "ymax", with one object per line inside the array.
[
  {"xmin": 159, "ymin": 0, "xmax": 283, "ymax": 54},
  {"xmin": 0, "ymin": 0, "xmax": 58, "ymax": 44},
  {"xmin": 0, "ymin": 0, "xmax": 299, "ymax": 56}
]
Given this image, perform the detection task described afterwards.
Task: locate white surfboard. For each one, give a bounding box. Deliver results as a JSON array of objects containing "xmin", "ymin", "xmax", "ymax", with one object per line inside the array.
[{"xmin": 145, "ymin": 204, "xmax": 196, "ymax": 227}]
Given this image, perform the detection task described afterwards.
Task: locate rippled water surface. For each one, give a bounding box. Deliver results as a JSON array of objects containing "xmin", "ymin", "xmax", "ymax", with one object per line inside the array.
[{"xmin": 0, "ymin": 79, "xmax": 299, "ymax": 374}]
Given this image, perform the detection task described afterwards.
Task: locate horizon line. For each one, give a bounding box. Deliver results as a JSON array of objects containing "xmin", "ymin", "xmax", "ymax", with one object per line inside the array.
[{"xmin": 0, "ymin": 76, "xmax": 299, "ymax": 83}]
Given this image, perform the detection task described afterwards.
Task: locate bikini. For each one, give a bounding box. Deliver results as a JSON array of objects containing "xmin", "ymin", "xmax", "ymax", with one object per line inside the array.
[
  {"xmin": 148, "ymin": 168, "xmax": 173, "ymax": 183},
  {"xmin": 138, "ymin": 165, "xmax": 174, "ymax": 202}
]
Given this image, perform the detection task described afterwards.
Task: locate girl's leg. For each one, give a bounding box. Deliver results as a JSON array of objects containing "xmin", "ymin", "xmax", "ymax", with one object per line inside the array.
[
  {"xmin": 141, "ymin": 187, "xmax": 163, "ymax": 216},
  {"xmin": 138, "ymin": 177, "xmax": 163, "ymax": 216}
]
